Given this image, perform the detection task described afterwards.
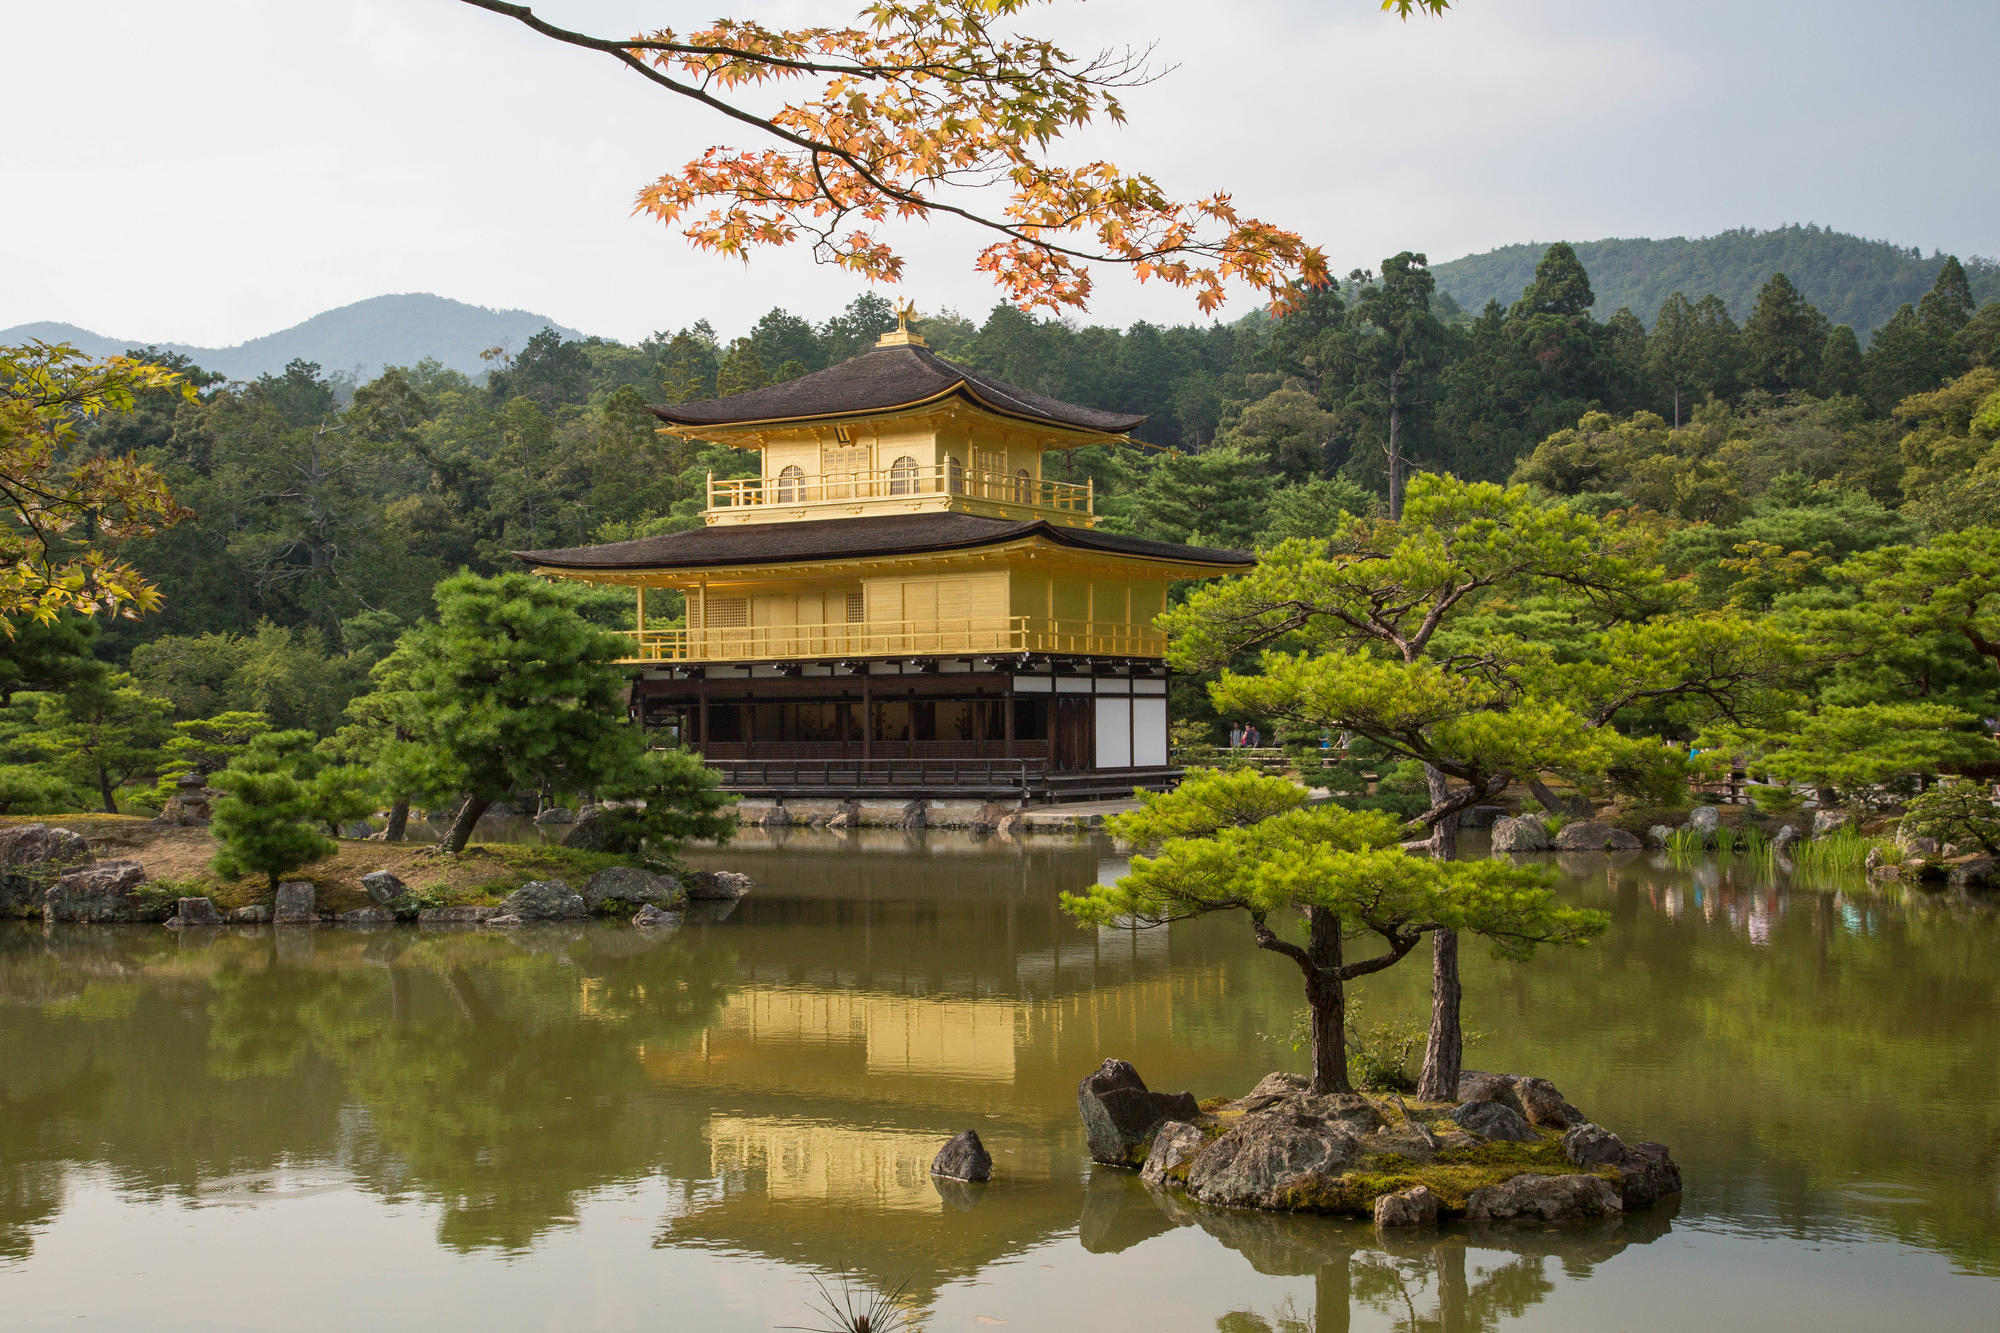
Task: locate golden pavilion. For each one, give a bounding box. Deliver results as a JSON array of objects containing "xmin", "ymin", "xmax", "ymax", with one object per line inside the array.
[{"xmin": 516, "ymin": 311, "xmax": 1252, "ymax": 800}]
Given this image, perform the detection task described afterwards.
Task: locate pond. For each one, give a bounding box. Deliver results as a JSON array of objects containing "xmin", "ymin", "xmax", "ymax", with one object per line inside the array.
[{"xmin": 2, "ymin": 831, "xmax": 1996, "ymax": 1331}]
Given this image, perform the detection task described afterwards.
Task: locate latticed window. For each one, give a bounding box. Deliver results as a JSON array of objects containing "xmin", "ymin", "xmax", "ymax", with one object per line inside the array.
[
  {"xmin": 845, "ymin": 591, "xmax": 865, "ymax": 622},
  {"xmin": 775, "ymin": 464, "xmax": 805, "ymax": 502},
  {"xmin": 946, "ymin": 454, "xmax": 965, "ymax": 495},
  {"xmin": 888, "ymin": 454, "xmax": 920, "ymax": 495},
  {"xmin": 707, "ymin": 596, "xmax": 748, "ymax": 627},
  {"xmin": 1015, "ymin": 468, "xmax": 1033, "ymax": 503}
]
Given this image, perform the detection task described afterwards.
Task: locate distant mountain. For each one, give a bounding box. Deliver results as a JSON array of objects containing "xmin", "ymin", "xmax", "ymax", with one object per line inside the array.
[
  {"xmin": 0, "ymin": 294, "xmax": 586, "ymax": 382},
  {"xmin": 1431, "ymin": 226, "xmax": 2000, "ymax": 337}
]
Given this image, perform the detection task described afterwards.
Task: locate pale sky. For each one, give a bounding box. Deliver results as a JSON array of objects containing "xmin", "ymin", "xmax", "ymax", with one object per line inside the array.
[{"xmin": 6, "ymin": 0, "xmax": 1995, "ymax": 347}]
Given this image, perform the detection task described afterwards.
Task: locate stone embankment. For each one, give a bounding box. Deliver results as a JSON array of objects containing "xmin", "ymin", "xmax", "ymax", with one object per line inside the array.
[{"xmin": 1078, "ymin": 1059, "xmax": 1681, "ymax": 1228}]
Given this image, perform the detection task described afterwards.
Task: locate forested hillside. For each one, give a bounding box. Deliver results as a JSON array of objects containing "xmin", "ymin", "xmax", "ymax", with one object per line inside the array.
[
  {"xmin": 1434, "ymin": 226, "xmax": 2000, "ymax": 336},
  {"xmin": 0, "ymin": 294, "xmax": 584, "ymax": 382},
  {"xmin": 4, "ymin": 235, "xmax": 1999, "ymax": 816}
]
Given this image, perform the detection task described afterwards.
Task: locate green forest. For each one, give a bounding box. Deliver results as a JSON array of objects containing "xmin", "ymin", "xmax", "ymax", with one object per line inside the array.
[{"xmin": 3, "ymin": 237, "xmax": 1998, "ymax": 831}]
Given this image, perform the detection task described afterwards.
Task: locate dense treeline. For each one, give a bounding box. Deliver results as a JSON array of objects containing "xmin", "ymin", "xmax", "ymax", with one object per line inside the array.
[
  {"xmin": 1433, "ymin": 225, "xmax": 2000, "ymax": 338},
  {"xmin": 3, "ymin": 239, "xmax": 1998, "ymax": 817}
]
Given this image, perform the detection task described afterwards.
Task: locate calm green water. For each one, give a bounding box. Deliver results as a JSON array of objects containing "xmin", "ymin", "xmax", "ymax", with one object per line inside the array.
[{"xmin": 2, "ymin": 832, "xmax": 1996, "ymax": 1331}]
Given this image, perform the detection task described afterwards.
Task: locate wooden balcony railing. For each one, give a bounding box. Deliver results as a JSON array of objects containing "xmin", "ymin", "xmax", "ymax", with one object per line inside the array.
[
  {"xmin": 622, "ymin": 615, "xmax": 1164, "ymax": 663},
  {"xmin": 707, "ymin": 463, "xmax": 1092, "ymax": 516}
]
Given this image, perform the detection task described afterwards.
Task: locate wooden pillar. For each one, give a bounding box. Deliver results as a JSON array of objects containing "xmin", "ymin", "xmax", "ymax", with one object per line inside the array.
[
  {"xmin": 861, "ymin": 669, "xmax": 872, "ymax": 761},
  {"xmin": 1003, "ymin": 682, "xmax": 1016, "ymax": 758},
  {"xmin": 697, "ymin": 673, "xmax": 708, "ymax": 752},
  {"xmin": 636, "ymin": 584, "xmax": 647, "ymax": 649}
]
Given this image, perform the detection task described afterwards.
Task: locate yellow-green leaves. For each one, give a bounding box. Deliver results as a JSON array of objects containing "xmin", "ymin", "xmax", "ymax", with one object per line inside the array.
[{"xmin": 1102, "ymin": 765, "xmax": 1308, "ymax": 846}]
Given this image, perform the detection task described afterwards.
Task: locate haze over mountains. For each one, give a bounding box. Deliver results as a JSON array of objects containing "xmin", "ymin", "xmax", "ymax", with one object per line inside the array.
[
  {"xmin": 6, "ymin": 227, "xmax": 1993, "ymax": 382},
  {"xmin": 0, "ymin": 294, "xmax": 584, "ymax": 382}
]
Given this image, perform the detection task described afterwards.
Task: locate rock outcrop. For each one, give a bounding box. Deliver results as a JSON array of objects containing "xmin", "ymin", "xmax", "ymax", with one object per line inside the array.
[
  {"xmin": 495, "ymin": 879, "xmax": 586, "ymax": 920},
  {"xmin": 360, "ymin": 870, "xmax": 408, "ymax": 906},
  {"xmin": 1812, "ymin": 809, "xmax": 1853, "ymax": 837},
  {"xmin": 1374, "ymin": 1184, "xmax": 1440, "ymax": 1228},
  {"xmin": 631, "ymin": 903, "xmax": 681, "ymax": 929},
  {"xmin": 1553, "ymin": 821, "xmax": 1642, "ymax": 851},
  {"xmin": 582, "ymin": 866, "xmax": 686, "ymax": 914},
  {"xmin": 685, "ymin": 870, "xmax": 755, "ymax": 902},
  {"xmin": 930, "ymin": 1130, "xmax": 994, "ymax": 1183},
  {"xmin": 1465, "ymin": 1173, "xmax": 1622, "ymax": 1222},
  {"xmin": 1561, "ymin": 1122, "xmax": 1683, "ymax": 1209},
  {"xmin": 1077, "ymin": 1058, "xmax": 1202, "ymax": 1166},
  {"xmin": 1489, "ymin": 816, "xmax": 1553, "ymax": 853},
  {"xmin": 44, "ymin": 861, "xmax": 161, "ymax": 923},
  {"xmin": 166, "ymin": 897, "xmax": 225, "ymax": 929},
  {"xmin": 0, "ymin": 824, "xmax": 94, "ymax": 917},
  {"xmin": 1686, "ymin": 805, "xmax": 1722, "ymax": 836},
  {"xmin": 1095, "ymin": 1064, "xmax": 1677, "ymax": 1227},
  {"xmin": 273, "ymin": 881, "xmax": 316, "ymax": 925}
]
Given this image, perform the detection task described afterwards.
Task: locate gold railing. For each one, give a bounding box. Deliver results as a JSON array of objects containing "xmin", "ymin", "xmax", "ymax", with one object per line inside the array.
[
  {"xmin": 707, "ymin": 463, "xmax": 1092, "ymax": 515},
  {"xmin": 623, "ymin": 615, "xmax": 1163, "ymax": 663}
]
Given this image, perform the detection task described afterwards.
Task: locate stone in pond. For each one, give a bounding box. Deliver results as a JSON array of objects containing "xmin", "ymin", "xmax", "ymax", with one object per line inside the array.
[
  {"xmin": 418, "ymin": 906, "xmax": 498, "ymax": 925},
  {"xmin": 1373, "ymin": 1184, "xmax": 1440, "ymax": 1229},
  {"xmin": 1077, "ymin": 1058, "xmax": 1202, "ymax": 1167},
  {"xmin": 483, "ymin": 914, "xmax": 525, "ymax": 928},
  {"xmin": 1686, "ymin": 805, "xmax": 1721, "ymax": 835},
  {"xmin": 1647, "ymin": 824, "xmax": 1677, "ymax": 849},
  {"xmin": 684, "ymin": 870, "xmax": 755, "ymax": 901},
  {"xmin": 1140, "ymin": 1120, "xmax": 1208, "ymax": 1187},
  {"xmin": 273, "ymin": 881, "xmax": 316, "ymax": 924},
  {"xmin": 360, "ymin": 870, "xmax": 407, "ymax": 905},
  {"xmin": 338, "ymin": 906, "xmax": 397, "ymax": 927},
  {"xmin": 1184, "ymin": 1113, "xmax": 1364, "ymax": 1210},
  {"xmin": 930, "ymin": 1130, "xmax": 993, "ymax": 1183},
  {"xmin": 231, "ymin": 905, "xmax": 272, "ymax": 924},
  {"xmin": 1562, "ymin": 1123, "xmax": 1683, "ymax": 1209},
  {"xmin": 1489, "ymin": 816, "xmax": 1552, "ymax": 853},
  {"xmin": 1513, "ymin": 1076, "xmax": 1584, "ymax": 1129},
  {"xmin": 1450, "ymin": 1099, "xmax": 1538, "ymax": 1143},
  {"xmin": 1465, "ymin": 1172, "xmax": 1622, "ymax": 1222},
  {"xmin": 168, "ymin": 897, "xmax": 224, "ymax": 929},
  {"xmin": 1554, "ymin": 821, "xmax": 1641, "ymax": 851},
  {"xmin": 44, "ymin": 861, "xmax": 159, "ymax": 924},
  {"xmin": 630, "ymin": 904, "xmax": 680, "ymax": 929},
  {"xmin": 495, "ymin": 880, "xmax": 585, "ymax": 920},
  {"xmin": 582, "ymin": 865, "xmax": 686, "ymax": 913}
]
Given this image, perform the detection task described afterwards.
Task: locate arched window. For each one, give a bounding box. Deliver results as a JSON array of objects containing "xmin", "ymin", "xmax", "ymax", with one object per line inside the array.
[
  {"xmin": 946, "ymin": 454, "xmax": 965, "ymax": 495},
  {"xmin": 1015, "ymin": 468, "xmax": 1034, "ymax": 503},
  {"xmin": 775, "ymin": 464, "xmax": 805, "ymax": 503},
  {"xmin": 888, "ymin": 455, "xmax": 920, "ymax": 495}
]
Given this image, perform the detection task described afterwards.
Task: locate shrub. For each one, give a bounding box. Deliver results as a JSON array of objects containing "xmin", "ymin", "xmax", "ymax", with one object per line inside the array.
[
  {"xmin": 1899, "ymin": 778, "xmax": 2000, "ymax": 854},
  {"xmin": 209, "ymin": 754, "xmax": 336, "ymax": 890}
]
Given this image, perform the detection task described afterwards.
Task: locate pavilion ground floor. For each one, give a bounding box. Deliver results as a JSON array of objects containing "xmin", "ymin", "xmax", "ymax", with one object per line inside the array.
[{"xmin": 632, "ymin": 655, "xmax": 1177, "ymax": 800}]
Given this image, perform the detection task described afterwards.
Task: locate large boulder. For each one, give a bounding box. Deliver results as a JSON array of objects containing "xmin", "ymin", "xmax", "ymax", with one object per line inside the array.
[
  {"xmin": 338, "ymin": 906, "xmax": 397, "ymax": 927},
  {"xmin": 1561, "ymin": 1123, "xmax": 1682, "ymax": 1209},
  {"xmin": 495, "ymin": 879, "xmax": 586, "ymax": 920},
  {"xmin": 0, "ymin": 824, "xmax": 94, "ymax": 917},
  {"xmin": 1646, "ymin": 824, "xmax": 1677, "ymax": 849},
  {"xmin": 1455, "ymin": 1072, "xmax": 1582, "ymax": 1129},
  {"xmin": 1812, "ymin": 809, "xmax": 1852, "ymax": 838},
  {"xmin": 1450, "ymin": 1099, "xmax": 1538, "ymax": 1143},
  {"xmin": 1554, "ymin": 821, "xmax": 1642, "ymax": 851},
  {"xmin": 1373, "ymin": 1184, "xmax": 1440, "ymax": 1229},
  {"xmin": 534, "ymin": 806, "xmax": 576, "ymax": 825},
  {"xmin": 1685, "ymin": 805, "xmax": 1722, "ymax": 836},
  {"xmin": 166, "ymin": 897, "xmax": 225, "ymax": 929},
  {"xmin": 1140, "ymin": 1120, "xmax": 1208, "ymax": 1187},
  {"xmin": 1077, "ymin": 1058, "xmax": 1202, "ymax": 1167},
  {"xmin": 685, "ymin": 870, "xmax": 755, "ymax": 902},
  {"xmin": 631, "ymin": 903, "xmax": 681, "ymax": 929},
  {"xmin": 930, "ymin": 1130, "xmax": 993, "ymax": 1183},
  {"xmin": 44, "ymin": 861, "xmax": 162, "ymax": 923},
  {"xmin": 417, "ymin": 905, "xmax": 499, "ymax": 925},
  {"xmin": 1465, "ymin": 1173, "xmax": 1622, "ymax": 1222},
  {"xmin": 1772, "ymin": 824, "xmax": 1801, "ymax": 853},
  {"xmin": 230, "ymin": 905, "xmax": 272, "ymax": 924},
  {"xmin": 1184, "ymin": 1113, "xmax": 1364, "ymax": 1210},
  {"xmin": 360, "ymin": 870, "xmax": 408, "ymax": 906},
  {"xmin": 561, "ymin": 806, "xmax": 608, "ymax": 851},
  {"xmin": 1946, "ymin": 855, "xmax": 1996, "ymax": 889},
  {"xmin": 581, "ymin": 865, "xmax": 686, "ymax": 913},
  {"xmin": 273, "ymin": 881, "xmax": 317, "ymax": 925},
  {"xmin": 1489, "ymin": 816, "xmax": 1552, "ymax": 853}
]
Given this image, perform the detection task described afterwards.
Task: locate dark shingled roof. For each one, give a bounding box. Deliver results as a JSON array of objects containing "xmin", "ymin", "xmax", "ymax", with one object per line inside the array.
[
  {"xmin": 650, "ymin": 344, "xmax": 1146, "ymax": 435},
  {"xmin": 516, "ymin": 512, "xmax": 1252, "ymax": 572}
]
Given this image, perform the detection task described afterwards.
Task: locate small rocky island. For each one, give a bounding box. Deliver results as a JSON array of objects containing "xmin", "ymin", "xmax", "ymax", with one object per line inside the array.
[{"xmin": 1079, "ymin": 1060, "xmax": 1680, "ymax": 1227}]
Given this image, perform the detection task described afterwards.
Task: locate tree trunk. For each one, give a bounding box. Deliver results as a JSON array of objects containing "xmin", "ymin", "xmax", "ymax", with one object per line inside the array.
[
  {"xmin": 97, "ymin": 767, "xmax": 118, "ymax": 815},
  {"xmin": 1386, "ymin": 373, "xmax": 1405, "ymax": 522},
  {"xmin": 1434, "ymin": 1238, "xmax": 1470, "ymax": 1333},
  {"xmin": 384, "ymin": 797, "xmax": 410, "ymax": 843},
  {"xmin": 1314, "ymin": 1255, "xmax": 1353, "ymax": 1333},
  {"xmin": 1672, "ymin": 386, "xmax": 1683, "ymax": 430},
  {"xmin": 1304, "ymin": 904, "xmax": 1350, "ymax": 1095},
  {"xmin": 440, "ymin": 794, "xmax": 492, "ymax": 854},
  {"xmin": 1527, "ymin": 775, "xmax": 1593, "ymax": 820},
  {"xmin": 1424, "ymin": 764, "xmax": 1459, "ymax": 859},
  {"xmin": 1416, "ymin": 927, "xmax": 1463, "ymax": 1102}
]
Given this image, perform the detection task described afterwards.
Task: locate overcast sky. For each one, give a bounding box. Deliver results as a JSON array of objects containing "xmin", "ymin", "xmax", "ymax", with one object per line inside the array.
[{"xmin": 6, "ymin": 0, "xmax": 1995, "ymax": 347}]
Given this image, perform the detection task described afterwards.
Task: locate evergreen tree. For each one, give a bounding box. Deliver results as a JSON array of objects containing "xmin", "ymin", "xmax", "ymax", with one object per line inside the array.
[
  {"xmin": 748, "ymin": 309, "xmax": 826, "ymax": 377},
  {"xmin": 209, "ymin": 747, "xmax": 336, "ymax": 891},
  {"xmin": 659, "ymin": 328, "xmax": 719, "ymax": 403},
  {"xmin": 1918, "ymin": 256, "xmax": 1976, "ymax": 340},
  {"xmin": 1818, "ymin": 325, "xmax": 1865, "ymax": 397},
  {"xmin": 399, "ymin": 572, "xmax": 639, "ymax": 854},
  {"xmin": 1340, "ymin": 252, "xmax": 1449, "ymax": 517},
  {"xmin": 13, "ymin": 673, "xmax": 171, "ymax": 814},
  {"xmin": 1864, "ymin": 303, "xmax": 1951, "ymax": 412},
  {"xmin": 1743, "ymin": 273, "xmax": 1830, "ymax": 394},
  {"xmin": 714, "ymin": 338, "xmax": 770, "ymax": 398},
  {"xmin": 1647, "ymin": 292, "xmax": 1705, "ymax": 426}
]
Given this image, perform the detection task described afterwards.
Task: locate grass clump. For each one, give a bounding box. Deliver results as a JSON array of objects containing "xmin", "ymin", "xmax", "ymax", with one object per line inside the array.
[{"xmin": 1277, "ymin": 1130, "xmax": 1611, "ymax": 1215}]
